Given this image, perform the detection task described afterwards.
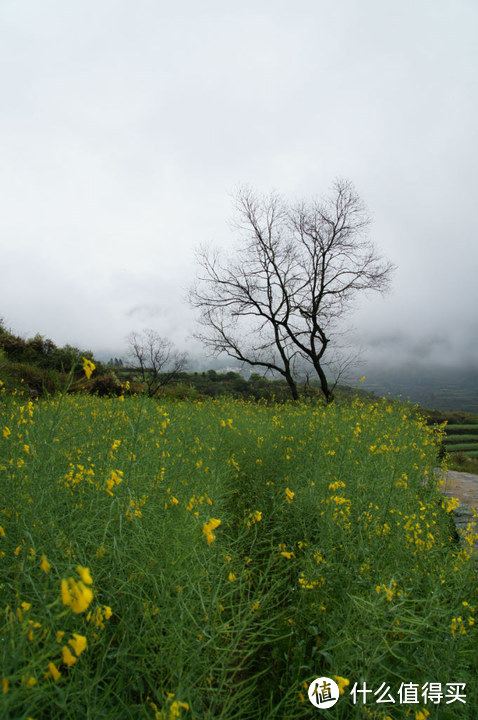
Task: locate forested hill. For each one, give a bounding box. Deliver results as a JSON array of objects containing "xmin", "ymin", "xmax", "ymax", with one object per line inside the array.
[{"xmin": 1, "ymin": 320, "xmax": 476, "ymax": 413}]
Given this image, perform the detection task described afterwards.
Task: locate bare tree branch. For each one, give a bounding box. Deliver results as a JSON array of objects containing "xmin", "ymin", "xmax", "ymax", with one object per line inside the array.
[
  {"xmin": 190, "ymin": 179, "xmax": 395, "ymax": 402},
  {"xmin": 127, "ymin": 330, "xmax": 188, "ymax": 397}
]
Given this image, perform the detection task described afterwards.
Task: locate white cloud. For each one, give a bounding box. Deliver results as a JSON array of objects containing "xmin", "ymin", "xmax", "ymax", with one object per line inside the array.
[{"xmin": 1, "ymin": 0, "xmax": 477, "ymax": 366}]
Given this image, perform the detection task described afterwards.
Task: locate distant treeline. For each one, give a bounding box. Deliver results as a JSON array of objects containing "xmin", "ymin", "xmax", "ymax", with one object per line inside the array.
[
  {"xmin": 0, "ymin": 321, "xmax": 107, "ymax": 395},
  {"xmin": 116, "ymin": 367, "xmax": 370, "ymax": 403},
  {"xmin": 3, "ymin": 321, "xmax": 476, "ymax": 419},
  {"xmin": 0, "ymin": 321, "xmax": 369, "ymax": 403},
  {"xmin": 0, "ymin": 325, "xmax": 99, "ymax": 371},
  {"xmin": 3, "ymin": 320, "xmax": 478, "ymax": 474}
]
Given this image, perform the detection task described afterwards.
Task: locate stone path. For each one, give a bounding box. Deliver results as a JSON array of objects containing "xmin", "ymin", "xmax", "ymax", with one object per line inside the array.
[{"xmin": 436, "ymin": 469, "xmax": 478, "ymax": 555}]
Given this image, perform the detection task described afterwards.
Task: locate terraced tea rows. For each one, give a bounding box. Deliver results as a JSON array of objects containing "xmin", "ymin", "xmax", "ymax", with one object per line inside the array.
[{"xmin": 444, "ymin": 424, "xmax": 478, "ymax": 459}]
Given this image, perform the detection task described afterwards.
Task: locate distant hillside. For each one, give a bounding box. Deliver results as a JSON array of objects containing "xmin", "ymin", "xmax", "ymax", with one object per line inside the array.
[
  {"xmin": 361, "ymin": 364, "xmax": 478, "ymax": 413},
  {"xmin": 2, "ymin": 318, "xmax": 476, "ymax": 412}
]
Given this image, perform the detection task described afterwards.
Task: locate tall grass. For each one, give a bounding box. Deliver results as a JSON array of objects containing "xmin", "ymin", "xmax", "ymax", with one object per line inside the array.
[{"xmin": 1, "ymin": 389, "xmax": 477, "ymax": 719}]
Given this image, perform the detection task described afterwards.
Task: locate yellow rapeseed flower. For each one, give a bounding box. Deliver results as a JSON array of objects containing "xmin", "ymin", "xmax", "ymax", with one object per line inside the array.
[
  {"xmin": 61, "ymin": 579, "xmax": 71, "ymax": 606},
  {"xmin": 69, "ymin": 633, "xmax": 87, "ymax": 656},
  {"xmin": 82, "ymin": 357, "xmax": 96, "ymax": 380},
  {"xmin": 61, "ymin": 578, "xmax": 93, "ymax": 614},
  {"xmin": 169, "ymin": 699, "xmax": 190, "ymax": 719},
  {"xmin": 46, "ymin": 662, "xmax": 61, "ymax": 682},
  {"xmin": 76, "ymin": 566, "xmax": 93, "ymax": 585},
  {"xmin": 442, "ymin": 496, "xmax": 460, "ymax": 513},
  {"xmin": 202, "ymin": 518, "xmax": 221, "ymax": 545},
  {"xmin": 62, "ymin": 645, "xmax": 77, "ymax": 667},
  {"xmin": 285, "ymin": 487, "xmax": 295, "ymax": 503},
  {"xmin": 415, "ymin": 710, "xmax": 430, "ymax": 720},
  {"xmin": 333, "ymin": 676, "xmax": 350, "ymax": 695},
  {"xmin": 106, "ymin": 469, "xmax": 123, "ymax": 493},
  {"xmin": 40, "ymin": 554, "xmax": 51, "ymax": 572}
]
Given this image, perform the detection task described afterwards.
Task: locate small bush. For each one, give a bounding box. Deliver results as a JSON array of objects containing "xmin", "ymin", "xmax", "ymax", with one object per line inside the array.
[
  {"xmin": 88, "ymin": 372, "xmax": 122, "ymax": 396},
  {"xmin": 0, "ymin": 361, "xmax": 61, "ymax": 396},
  {"xmin": 159, "ymin": 382, "xmax": 202, "ymax": 401}
]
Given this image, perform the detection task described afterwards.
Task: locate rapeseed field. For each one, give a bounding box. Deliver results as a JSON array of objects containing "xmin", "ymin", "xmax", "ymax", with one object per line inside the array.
[{"xmin": 1, "ymin": 385, "xmax": 477, "ymax": 718}]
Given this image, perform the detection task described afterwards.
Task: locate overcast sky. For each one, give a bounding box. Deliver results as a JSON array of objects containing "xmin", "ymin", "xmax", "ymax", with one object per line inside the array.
[{"xmin": 1, "ymin": 0, "xmax": 477, "ymax": 370}]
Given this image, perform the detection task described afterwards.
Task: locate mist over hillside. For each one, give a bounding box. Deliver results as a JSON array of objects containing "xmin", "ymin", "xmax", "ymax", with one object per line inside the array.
[
  {"xmin": 358, "ymin": 363, "xmax": 478, "ymax": 413},
  {"xmin": 178, "ymin": 357, "xmax": 478, "ymax": 414},
  {"xmin": 96, "ymin": 347, "xmax": 477, "ymax": 412}
]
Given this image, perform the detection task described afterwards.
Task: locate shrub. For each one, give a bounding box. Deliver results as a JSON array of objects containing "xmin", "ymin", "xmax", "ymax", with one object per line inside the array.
[
  {"xmin": 0, "ymin": 332, "xmax": 27, "ymax": 363},
  {"xmin": 0, "ymin": 361, "xmax": 61, "ymax": 396},
  {"xmin": 88, "ymin": 372, "xmax": 122, "ymax": 397}
]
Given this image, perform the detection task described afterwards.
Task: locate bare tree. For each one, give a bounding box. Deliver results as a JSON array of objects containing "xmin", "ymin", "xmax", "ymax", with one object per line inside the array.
[
  {"xmin": 190, "ymin": 179, "xmax": 395, "ymax": 402},
  {"xmin": 127, "ymin": 330, "xmax": 187, "ymax": 397}
]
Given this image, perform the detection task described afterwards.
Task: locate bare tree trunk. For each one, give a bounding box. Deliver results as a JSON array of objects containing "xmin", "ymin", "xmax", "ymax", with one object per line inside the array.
[
  {"xmin": 314, "ymin": 361, "xmax": 333, "ymax": 403},
  {"xmin": 284, "ymin": 367, "xmax": 299, "ymax": 400}
]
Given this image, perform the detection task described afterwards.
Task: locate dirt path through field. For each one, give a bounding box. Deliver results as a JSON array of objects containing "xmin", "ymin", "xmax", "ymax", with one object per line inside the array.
[{"xmin": 437, "ymin": 469, "xmax": 478, "ymax": 554}]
